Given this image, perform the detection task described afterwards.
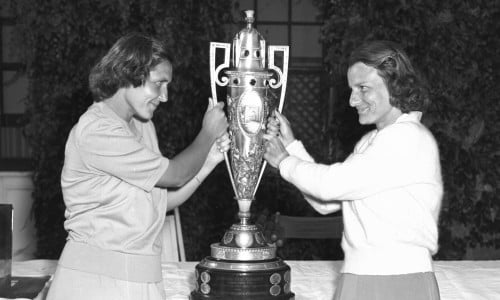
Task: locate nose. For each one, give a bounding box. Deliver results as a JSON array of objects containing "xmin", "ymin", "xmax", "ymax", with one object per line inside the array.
[
  {"xmin": 159, "ymin": 84, "xmax": 168, "ymax": 102},
  {"xmin": 349, "ymin": 91, "xmax": 361, "ymax": 107}
]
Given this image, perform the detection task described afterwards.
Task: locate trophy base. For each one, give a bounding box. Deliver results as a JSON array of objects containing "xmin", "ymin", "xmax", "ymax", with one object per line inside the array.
[{"xmin": 190, "ymin": 257, "xmax": 295, "ymax": 300}]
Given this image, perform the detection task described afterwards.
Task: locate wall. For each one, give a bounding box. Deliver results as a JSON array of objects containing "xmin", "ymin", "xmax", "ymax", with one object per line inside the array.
[{"xmin": 0, "ymin": 171, "xmax": 36, "ymax": 260}]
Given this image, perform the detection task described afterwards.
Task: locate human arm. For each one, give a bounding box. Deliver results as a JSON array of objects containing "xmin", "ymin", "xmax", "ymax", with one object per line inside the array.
[
  {"xmin": 264, "ymin": 133, "xmax": 340, "ymax": 214},
  {"xmin": 265, "ymin": 112, "xmax": 341, "ymax": 213},
  {"xmin": 263, "ymin": 110, "xmax": 299, "ymax": 168},
  {"xmin": 156, "ymin": 98, "xmax": 228, "ymax": 188},
  {"xmin": 278, "ymin": 122, "xmax": 441, "ymax": 201},
  {"xmin": 166, "ymin": 132, "xmax": 230, "ymax": 211},
  {"xmin": 266, "ymin": 110, "xmax": 296, "ymax": 147},
  {"xmin": 285, "ymin": 140, "xmax": 341, "ymax": 214}
]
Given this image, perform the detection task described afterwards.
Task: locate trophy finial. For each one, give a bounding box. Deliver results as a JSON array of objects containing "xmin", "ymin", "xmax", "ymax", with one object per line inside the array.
[
  {"xmin": 233, "ymin": 10, "xmax": 265, "ymax": 70},
  {"xmin": 244, "ymin": 10, "xmax": 255, "ymax": 28}
]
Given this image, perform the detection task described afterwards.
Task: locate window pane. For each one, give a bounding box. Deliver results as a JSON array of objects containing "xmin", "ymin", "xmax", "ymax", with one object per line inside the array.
[
  {"xmin": 257, "ymin": 0, "xmax": 288, "ymax": 22},
  {"xmin": 258, "ymin": 25, "xmax": 288, "ymax": 46},
  {"xmin": 291, "ymin": 0, "xmax": 321, "ymax": 22},
  {"xmin": 291, "ymin": 25, "xmax": 321, "ymax": 58},
  {"xmin": 3, "ymin": 71, "xmax": 28, "ymax": 114},
  {"xmin": 1, "ymin": 126, "xmax": 32, "ymax": 159},
  {"xmin": 2, "ymin": 25, "xmax": 22, "ymax": 63},
  {"xmin": 0, "ymin": 4, "xmax": 13, "ymax": 18}
]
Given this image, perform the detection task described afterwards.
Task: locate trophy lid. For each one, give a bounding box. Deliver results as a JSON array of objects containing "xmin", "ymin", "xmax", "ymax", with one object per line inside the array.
[{"xmin": 232, "ymin": 10, "xmax": 266, "ymax": 70}]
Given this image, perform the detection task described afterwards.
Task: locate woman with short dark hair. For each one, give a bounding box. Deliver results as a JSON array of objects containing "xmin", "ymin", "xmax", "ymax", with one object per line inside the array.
[
  {"xmin": 348, "ymin": 40, "xmax": 430, "ymax": 114},
  {"xmin": 264, "ymin": 40, "xmax": 442, "ymax": 300},
  {"xmin": 47, "ymin": 33, "xmax": 229, "ymax": 300}
]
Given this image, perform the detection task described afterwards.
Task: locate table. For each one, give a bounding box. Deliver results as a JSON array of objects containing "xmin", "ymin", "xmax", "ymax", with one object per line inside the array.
[{"xmin": 4, "ymin": 259, "xmax": 500, "ymax": 300}]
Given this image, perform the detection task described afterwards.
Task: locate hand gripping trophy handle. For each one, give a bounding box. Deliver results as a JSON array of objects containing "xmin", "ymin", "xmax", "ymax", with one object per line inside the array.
[
  {"xmin": 252, "ymin": 45, "xmax": 289, "ymax": 199},
  {"xmin": 209, "ymin": 42, "xmax": 239, "ymax": 197}
]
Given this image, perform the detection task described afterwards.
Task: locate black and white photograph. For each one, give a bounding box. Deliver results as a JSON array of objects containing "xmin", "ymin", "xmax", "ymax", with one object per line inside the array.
[{"xmin": 0, "ymin": 0, "xmax": 498, "ymax": 299}]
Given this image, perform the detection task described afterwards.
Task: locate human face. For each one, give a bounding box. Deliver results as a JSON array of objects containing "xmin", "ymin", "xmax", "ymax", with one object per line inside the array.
[
  {"xmin": 347, "ymin": 62, "xmax": 401, "ymax": 129},
  {"xmin": 124, "ymin": 60, "xmax": 172, "ymax": 121}
]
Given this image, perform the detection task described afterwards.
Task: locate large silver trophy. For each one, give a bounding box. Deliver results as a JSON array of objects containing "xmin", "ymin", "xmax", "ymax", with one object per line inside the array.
[{"xmin": 190, "ymin": 10, "xmax": 294, "ymax": 300}]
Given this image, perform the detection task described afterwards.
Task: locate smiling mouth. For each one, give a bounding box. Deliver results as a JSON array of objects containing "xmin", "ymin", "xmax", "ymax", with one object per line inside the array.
[{"xmin": 357, "ymin": 107, "xmax": 370, "ymax": 114}]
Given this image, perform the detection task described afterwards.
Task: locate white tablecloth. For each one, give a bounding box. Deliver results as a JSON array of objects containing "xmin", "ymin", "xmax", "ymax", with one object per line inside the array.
[{"xmin": 4, "ymin": 259, "xmax": 500, "ymax": 300}]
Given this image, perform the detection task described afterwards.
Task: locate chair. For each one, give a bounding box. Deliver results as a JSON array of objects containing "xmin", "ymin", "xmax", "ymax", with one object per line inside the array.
[
  {"xmin": 269, "ymin": 212, "xmax": 343, "ymax": 248},
  {"xmin": 160, "ymin": 207, "xmax": 186, "ymax": 262}
]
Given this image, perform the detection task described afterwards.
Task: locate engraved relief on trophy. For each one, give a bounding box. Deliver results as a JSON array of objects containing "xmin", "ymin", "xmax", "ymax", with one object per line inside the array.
[
  {"xmin": 238, "ymin": 91, "xmax": 263, "ymax": 135},
  {"xmin": 228, "ymin": 88, "xmax": 273, "ymax": 199}
]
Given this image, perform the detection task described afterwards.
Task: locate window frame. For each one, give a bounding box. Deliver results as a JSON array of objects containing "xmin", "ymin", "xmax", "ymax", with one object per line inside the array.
[
  {"xmin": 235, "ymin": 0, "xmax": 324, "ymax": 68},
  {"xmin": 0, "ymin": 16, "xmax": 31, "ymax": 170}
]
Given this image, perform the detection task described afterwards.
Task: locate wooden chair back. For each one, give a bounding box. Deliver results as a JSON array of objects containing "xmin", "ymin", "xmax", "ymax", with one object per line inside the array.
[
  {"xmin": 270, "ymin": 212, "xmax": 343, "ymax": 247},
  {"xmin": 160, "ymin": 207, "xmax": 186, "ymax": 262}
]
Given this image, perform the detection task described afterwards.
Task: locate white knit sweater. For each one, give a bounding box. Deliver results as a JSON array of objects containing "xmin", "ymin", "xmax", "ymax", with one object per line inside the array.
[{"xmin": 279, "ymin": 112, "xmax": 443, "ymax": 275}]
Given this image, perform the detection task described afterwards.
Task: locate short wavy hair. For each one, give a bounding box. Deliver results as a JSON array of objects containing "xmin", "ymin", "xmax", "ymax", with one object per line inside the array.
[
  {"xmin": 348, "ymin": 40, "xmax": 429, "ymax": 113},
  {"xmin": 89, "ymin": 33, "xmax": 172, "ymax": 102}
]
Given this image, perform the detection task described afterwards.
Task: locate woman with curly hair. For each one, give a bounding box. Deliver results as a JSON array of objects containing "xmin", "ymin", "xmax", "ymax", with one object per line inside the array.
[
  {"xmin": 46, "ymin": 33, "xmax": 229, "ymax": 300},
  {"xmin": 264, "ymin": 40, "xmax": 442, "ymax": 300}
]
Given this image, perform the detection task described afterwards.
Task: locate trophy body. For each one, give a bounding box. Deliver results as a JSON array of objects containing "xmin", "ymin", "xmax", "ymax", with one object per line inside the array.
[{"xmin": 190, "ymin": 10, "xmax": 293, "ymax": 300}]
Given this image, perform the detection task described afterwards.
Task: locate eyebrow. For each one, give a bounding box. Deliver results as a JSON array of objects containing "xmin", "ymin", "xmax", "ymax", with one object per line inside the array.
[
  {"xmin": 148, "ymin": 75, "xmax": 170, "ymax": 82},
  {"xmin": 350, "ymin": 80, "xmax": 368, "ymax": 87}
]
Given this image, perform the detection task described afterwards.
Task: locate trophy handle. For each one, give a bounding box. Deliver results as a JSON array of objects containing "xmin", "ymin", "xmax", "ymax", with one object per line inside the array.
[
  {"xmin": 209, "ymin": 42, "xmax": 231, "ymax": 103},
  {"xmin": 209, "ymin": 42, "xmax": 238, "ymax": 197},
  {"xmin": 268, "ymin": 45, "xmax": 289, "ymax": 113},
  {"xmin": 252, "ymin": 45, "xmax": 290, "ymax": 199}
]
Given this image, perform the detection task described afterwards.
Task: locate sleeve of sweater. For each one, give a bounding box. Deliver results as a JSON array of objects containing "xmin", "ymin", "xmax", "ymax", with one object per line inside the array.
[
  {"xmin": 285, "ymin": 140, "xmax": 341, "ymax": 214},
  {"xmin": 77, "ymin": 117, "xmax": 169, "ymax": 192},
  {"xmin": 279, "ymin": 122, "xmax": 437, "ymax": 202}
]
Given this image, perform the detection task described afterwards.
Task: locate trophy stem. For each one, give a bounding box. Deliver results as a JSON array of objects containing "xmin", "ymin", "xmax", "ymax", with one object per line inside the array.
[
  {"xmin": 252, "ymin": 161, "xmax": 267, "ymax": 199},
  {"xmin": 223, "ymin": 152, "xmax": 239, "ymax": 197},
  {"xmin": 237, "ymin": 198, "xmax": 252, "ymax": 225}
]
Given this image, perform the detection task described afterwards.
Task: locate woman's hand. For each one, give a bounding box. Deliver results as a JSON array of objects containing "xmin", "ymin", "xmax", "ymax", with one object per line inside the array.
[
  {"xmin": 202, "ymin": 98, "xmax": 228, "ymax": 141},
  {"xmin": 263, "ymin": 134, "xmax": 289, "ymax": 169},
  {"xmin": 204, "ymin": 132, "xmax": 231, "ymax": 169},
  {"xmin": 266, "ymin": 110, "xmax": 295, "ymax": 147}
]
